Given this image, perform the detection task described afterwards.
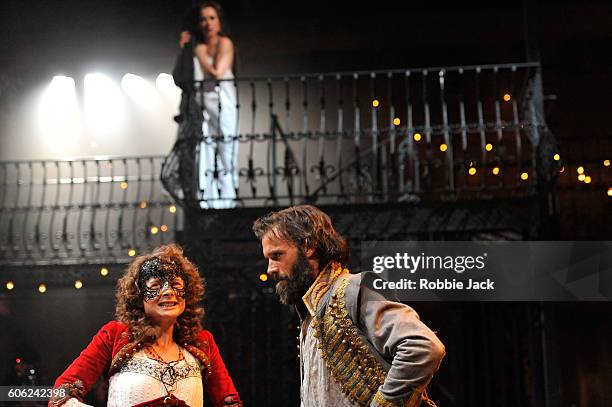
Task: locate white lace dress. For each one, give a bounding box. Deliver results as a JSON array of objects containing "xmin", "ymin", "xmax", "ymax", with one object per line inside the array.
[{"xmin": 106, "ymin": 347, "xmax": 203, "ymax": 407}]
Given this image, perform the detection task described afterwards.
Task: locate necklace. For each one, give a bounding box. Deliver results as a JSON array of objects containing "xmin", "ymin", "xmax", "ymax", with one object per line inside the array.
[
  {"xmin": 145, "ymin": 345, "xmax": 184, "ymax": 394},
  {"xmin": 146, "ymin": 344, "xmax": 183, "ymax": 364}
]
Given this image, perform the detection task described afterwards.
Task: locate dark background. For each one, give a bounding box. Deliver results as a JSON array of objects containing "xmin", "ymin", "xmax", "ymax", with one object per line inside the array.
[{"xmin": 0, "ymin": 1, "xmax": 611, "ymax": 406}]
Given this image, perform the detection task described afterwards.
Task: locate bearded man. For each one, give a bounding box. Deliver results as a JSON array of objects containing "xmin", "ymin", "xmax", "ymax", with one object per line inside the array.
[{"xmin": 253, "ymin": 205, "xmax": 445, "ymax": 407}]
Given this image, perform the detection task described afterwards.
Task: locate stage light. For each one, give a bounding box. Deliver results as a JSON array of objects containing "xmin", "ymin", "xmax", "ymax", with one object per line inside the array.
[
  {"xmin": 121, "ymin": 73, "xmax": 160, "ymax": 111},
  {"xmin": 485, "ymin": 143, "xmax": 493, "ymax": 152},
  {"xmin": 156, "ymin": 73, "xmax": 181, "ymax": 103},
  {"xmin": 16, "ymin": 358, "xmax": 22, "ymax": 364},
  {"xmin": 38, "ymin": 283, "xmax": 47, "ymax": 293},
  {"xmin": 140, "ymin": 201, "xmax": 147, "ymax": 209},
  {"xmin": 372, "ymin": 99, "xmax": 380, "ymax": 108},
  {"xmin": 128, "ymin": 249, "xmax": 136, "ymax": 257},
  {"xmin": 74, "ymin": 280, "xmax": 83, "ymax": 289},
  {"xmin": 84, "ymin": 73, "xmax": 125, "ymax": 135},
  {"xmin": 604, "ymin": 159, "xmax": 610, "ymax": 167},
  {"xmin": 577, "ymin": 166, "xmax": 584, "ymax": 174},
  {"xmin": 120, "ymin": 182, "xmax": 128, "ymax": 190},
  {"xmin": 259, "ymin": 273, "xmax": 268, "ymax": 282},
  {"xmin": 608, "ymin": 187, "xmax": 612, "ymax": 197},
  {"xmin": 6, "ymin": 281, "xmax": 14, "ymax": 290},
  {"xmin": 553, "ymin": 154, "xmax": 561, "ymax": 161},
  {"xmin": 100, "ymin": 267, "xmax": 109, "ymax": 276},
  {"xmin": 578, "ymin": 174, "xmax": 586, "ymax": 182},
  {"xmin": 468, "ymin": 167, "xmax": 477, "ymax": 176},
  {"xmin": 160, "ymin": 224, "xmax": 169, "ymax": 232},
  {"xmin": 38, "ymin": 75, "xmax": 81, "ymax": 150},
  {"xmin": 169, "ymin": 205, "xmax": 177, "ymax": 214},
  {"xmin": 492, "ymin": 167, "xmax": 500, "ymax": 175},
  {"xmin": 439, "ymin": 144, "xmax": 448, "ymax": 152},
  {"xmin": 521, "ymin": 172, "xmax": 529, "ymax": 181},
  {"xmin": 393, "ymin": 118, "xmax": 401, "ymax": 126},
  {"xmin": 414, "ymin": 133, "xmax": 422, "ymax": 142},
  {"xmin": 584, "ymin": 176, "xmax": 592, "ymax": 184},
  {"xmin": 503, "ymin": 94, "xmax": 511, "ymax": 102},
  {"xmin": 150, "ymin": 226, "xmax": 159, "ymax": 235}
]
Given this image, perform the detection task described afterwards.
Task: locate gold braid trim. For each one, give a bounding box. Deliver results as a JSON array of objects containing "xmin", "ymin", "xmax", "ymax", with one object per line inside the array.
[
  {"xmin": 303, "ymin": 261, "xmax": 348, "ymax": 316},
  {"xmin": 184, "ymin": 341, "xmax": 212, "ymax": 379},
  {"xmin": 372, "ymin": 388, "xmax": 423, "ymax": 407},
  {"xmin": 48, "ymin": 380, "xmax": 85, "ymax": 407},
  {"xmin": 108, "ymin": 341, "xmax": 144, "ymax": 377},
  {"xmin": 312, "ymin": 277, "xmax": 387, "ymax": 406}
]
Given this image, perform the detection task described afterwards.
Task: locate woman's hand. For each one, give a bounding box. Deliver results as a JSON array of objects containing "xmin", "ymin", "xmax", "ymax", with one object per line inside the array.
[
  {"xmin": 223, "ymin": 396, "xmax": 241, "ymax": 406},
  {"xmin": 179, "ymin": 31, "xmax": 191, "ymax": 48}
]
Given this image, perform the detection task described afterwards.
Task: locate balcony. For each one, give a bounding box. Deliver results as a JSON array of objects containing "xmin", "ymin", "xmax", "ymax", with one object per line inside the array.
[{"xmin": 0, "ymin": 62, "xmax": 557, "ymax": 267}]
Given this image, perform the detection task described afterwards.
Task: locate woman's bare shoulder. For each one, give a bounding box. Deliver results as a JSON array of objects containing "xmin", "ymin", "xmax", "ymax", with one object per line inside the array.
[{"xmin": 220, "ymin": 36, "xmax": 234, "ymax": 49}]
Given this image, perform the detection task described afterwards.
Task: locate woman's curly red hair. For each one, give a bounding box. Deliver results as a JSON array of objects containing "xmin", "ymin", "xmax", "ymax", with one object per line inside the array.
[{"xmin": 115, "ymin": 244, "xmax": 205, "ymax": 345}]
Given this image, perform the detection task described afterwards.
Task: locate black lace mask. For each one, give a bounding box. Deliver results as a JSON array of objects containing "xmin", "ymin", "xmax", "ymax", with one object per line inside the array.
[{"xmin": 137, "ymin": 258, "xmax": 187, "ymax": 301}]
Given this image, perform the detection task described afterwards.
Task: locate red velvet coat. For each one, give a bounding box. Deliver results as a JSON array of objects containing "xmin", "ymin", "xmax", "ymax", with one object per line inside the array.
[{"xmin": 50, "ymin": 321, "xmax": 241, "ymax": 407}]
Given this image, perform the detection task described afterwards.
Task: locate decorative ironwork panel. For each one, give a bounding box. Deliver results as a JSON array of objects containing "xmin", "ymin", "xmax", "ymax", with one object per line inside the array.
[{"xmin": 0, "ymin": 157, "xmax": 181, "ymax": 266}]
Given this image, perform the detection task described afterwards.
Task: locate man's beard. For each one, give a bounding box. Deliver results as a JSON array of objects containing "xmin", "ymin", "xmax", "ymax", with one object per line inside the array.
[{"xmin": 275, "ymin": 250, "xmax": 315, "ymax": 305}]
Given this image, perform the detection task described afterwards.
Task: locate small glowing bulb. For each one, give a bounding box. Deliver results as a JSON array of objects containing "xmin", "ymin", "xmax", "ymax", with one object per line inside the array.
[
  {"xmin": 485, "ymin": 143, "xmax": 493, "ymax": 152},
  {"xmin": 169, "ymin": 205, "xmax": 177, "ymax": 214},
  {"xmin": 6, "ymin": 281, "xmax": 14, "ymax": 290},
  {"xmin": 100, "ymin": 267, "xmax": 109, "ymax": 276},
  {"xmin": 150, "ymin": 226, "xmax": 159, "ymax": 235},
  {"xmin": 259, "ymin": 273, "xmax": 268, "ymax": 282},
  {"xmin": 439, "ymin": 144, "xmax": 448, "ymax": 152},
  {"xmin": 120, "ymin": 182, "xmax": 128, "ymax": 190},
  {"xmin": 393, "ymin": 118, "xmax": 400, "ymax": 126},
  {"xmin": 577, "ymin": 166, "xmax": 584, "ymax": 174},
  {"xmin": 578, "ymin": 174, "xmax": 586, "ymax": 182},
  {"xmin": 372, "ymin": 99, "xmax": 380, "ymax": 108},
  {"xmin": 604, "ymin": 159, "xmax": 610, "ymax": 167},
  {"xmin": 38, "ymin": 283, "xmax": 47, "ymax": 293},
  {"xmin": 492, "ymin": 167, "xmax": 500, "ymax": 175},
  {"xmin": 139, "ymin": 201, "xmax": 147, "ymax": 209},
  {"xmin": 503, "ymin": 94, "xmax": 511, "ymax": 102},
  {"xmin": 468, "ymin": 167, "xmax": 477, "ymax": 176},
  {"xmin": 128, "ymin": 249, "xmax": 136, "ymax": 257},
  {"xmin": 413, "ymin": 133, "xmax": 422, "ymax": 142},
  {"xmin": 559, "ymin": 166, "xmax": 565, "ymax": 173},
  {"xmin": 607, "ymin": 187, "xmax": 612, "ymax": 197},
  {"xmin": 553, "ymin": 154, "xmax": 561, "ymax": 161},
  {"xmin": 74, "ymin": 280, "xmax": 83, "ymax": 289},
  {"xmin": 160, "ymin": 224, "xmax": 169, "ymax": 232},
  {"xmin": 521, "ymin": 172, "xmax": 529, "ymax": 181},
  {"xmin": 584, "ymin": 176, "xmax": 592, "ymax": 184}
]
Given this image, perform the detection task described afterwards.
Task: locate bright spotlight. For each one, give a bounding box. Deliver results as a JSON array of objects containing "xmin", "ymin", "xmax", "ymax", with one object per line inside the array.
[
  {"xmin": 84, "ymin": 73, "xmax": 125, "ymax": 135},
  {"xmin": 121, "ymin": 74, "xmax": 160, "ymax": 110},
  {"xmin": 156, "ymin": 73, "xmax": 181, "ymax": 97},
  {"xmin": 38, "ymin": 75, "xmax": 81, "ymax": 149}
]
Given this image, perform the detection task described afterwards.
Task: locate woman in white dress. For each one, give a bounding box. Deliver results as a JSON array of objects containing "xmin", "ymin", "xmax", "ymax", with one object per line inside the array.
[{"xmin": 179, "ymin": 2, "xmax": 238, "ymax": 209}]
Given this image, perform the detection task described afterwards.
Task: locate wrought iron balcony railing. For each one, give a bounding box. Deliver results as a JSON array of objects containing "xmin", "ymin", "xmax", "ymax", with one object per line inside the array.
[
  {"xmin": 0, "ymin": 62, "xmax": 557, "ymax": 266},
  {"xmin": 0, "ymin": 157, "xmax": 180, "ymax": 266},
  {"xmin": 162, "ymin": 61, "xmax": 557, "ymax": 208}
]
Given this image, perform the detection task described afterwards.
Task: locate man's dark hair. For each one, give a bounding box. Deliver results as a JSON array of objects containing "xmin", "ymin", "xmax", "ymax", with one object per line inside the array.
[{"xmin": 252, "ymin": 205, "xmax": 349, "ymax": 267}]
